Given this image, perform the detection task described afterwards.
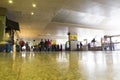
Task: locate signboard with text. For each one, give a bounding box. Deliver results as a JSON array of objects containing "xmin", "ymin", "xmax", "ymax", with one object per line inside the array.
[{"xmin": 70, "ymin": 34, "xmax": 77, "ymax": 41}]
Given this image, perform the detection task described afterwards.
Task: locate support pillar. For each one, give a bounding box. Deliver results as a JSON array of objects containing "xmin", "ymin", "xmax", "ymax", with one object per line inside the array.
[{"xmin": 0, "ymin": 7, "xmax": 6, "ymax": 43}]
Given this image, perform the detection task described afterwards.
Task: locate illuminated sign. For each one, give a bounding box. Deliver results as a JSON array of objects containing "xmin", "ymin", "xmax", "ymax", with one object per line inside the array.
[{"xmin": 70, "ymin": 35, "xmax": 77, "ymax": 41}]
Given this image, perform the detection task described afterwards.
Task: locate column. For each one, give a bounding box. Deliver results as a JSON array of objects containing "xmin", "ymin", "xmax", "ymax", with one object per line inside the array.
[{"xmin": 0, "ymin": 7, "xmax": 6, "ymax": 43}]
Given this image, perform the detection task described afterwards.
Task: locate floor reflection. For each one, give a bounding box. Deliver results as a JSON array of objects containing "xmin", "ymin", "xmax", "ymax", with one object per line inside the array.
[
  {"xmin": 56, "ymin": 52, "xmax": 69, "ymax": 62},
  {"xmin": 1, "ymin": 51, "xmax": 120, "ymax": 80}
]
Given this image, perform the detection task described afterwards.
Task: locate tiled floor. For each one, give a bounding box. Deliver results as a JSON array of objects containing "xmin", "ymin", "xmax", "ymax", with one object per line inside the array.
[{"xmin": 0, "ymin": 51, "xmax": 120, "ymax": 80}]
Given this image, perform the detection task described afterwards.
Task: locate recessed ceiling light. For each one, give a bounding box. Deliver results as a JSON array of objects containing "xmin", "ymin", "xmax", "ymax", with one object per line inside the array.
[
  {"xmin": 31, "ymin": 12, "xmax": 34, "ymax": 15},
  {"xmin": 9, "ymin": 0, "xmax": 13, "ymax": 4},
  {"xmin": 32, "ymin": 4, "xmax": 36, "ymax": 7}
]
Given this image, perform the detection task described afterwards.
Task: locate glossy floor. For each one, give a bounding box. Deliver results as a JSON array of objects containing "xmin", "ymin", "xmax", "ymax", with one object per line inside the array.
[{"xmin": 0, "ymin": 51, "xmax": 120, "ymax": 80}]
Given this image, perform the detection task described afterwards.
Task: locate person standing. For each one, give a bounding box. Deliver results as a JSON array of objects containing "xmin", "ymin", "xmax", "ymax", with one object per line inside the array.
[
  {"xmin": 19, "ymin": 39, "xmax": 25, "ymax": 51},
  {"xmin": 32, "ymin": 40, "xmax": 37, "ymax": 51},
  {"xmin": 40, "ymin": 39, "xmax": 45, "ymax": 51},
  {"xmin": 91, "ymin": 38, "xmax": 96, "ymax": 47},
  {"xmin": 80, "ymin": 42, "xmax": 83, "ymax": 50},
  {"xmin": 47, "ymin": 39, "xmax": 51, "ymax": 51},
  {"xmin": 16, "ymin": 39, "xmax": 20, "ymax": 52}
]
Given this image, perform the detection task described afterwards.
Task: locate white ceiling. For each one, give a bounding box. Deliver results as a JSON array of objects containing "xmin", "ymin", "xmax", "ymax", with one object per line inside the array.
[{"xmin": 0, "ymin": 0, "xmax": 120, "ymax": 39}]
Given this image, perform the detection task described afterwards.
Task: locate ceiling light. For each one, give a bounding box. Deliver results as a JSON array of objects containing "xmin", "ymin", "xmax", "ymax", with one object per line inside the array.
[
  {"xmin": 31, "ymin": 12, "xmax": 34, "ymax": 15},
  {"xmin": 32, "ymin": 4, "xmax": 36, "ymax": 7},
  {"xmin": 9, "ymin": 0, "xmax": 13, "ymax": 4}
]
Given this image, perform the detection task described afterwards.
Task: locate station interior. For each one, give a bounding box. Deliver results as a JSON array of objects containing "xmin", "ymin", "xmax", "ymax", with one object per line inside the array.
[{"xmin": 0, "ymin": 0, "xmax": 120, "ymax": 80}]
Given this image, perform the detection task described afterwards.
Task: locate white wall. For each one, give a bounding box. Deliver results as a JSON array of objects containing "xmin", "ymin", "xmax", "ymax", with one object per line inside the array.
[{"xmin": 77, "ymin": 28, "xmax": 104, "ymax": 43}]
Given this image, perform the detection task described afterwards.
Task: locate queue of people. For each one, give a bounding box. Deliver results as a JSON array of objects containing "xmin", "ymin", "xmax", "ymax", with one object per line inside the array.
[{"xmin": 16, "ymin": 39, "xmax": 63, "ymax": 52}]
